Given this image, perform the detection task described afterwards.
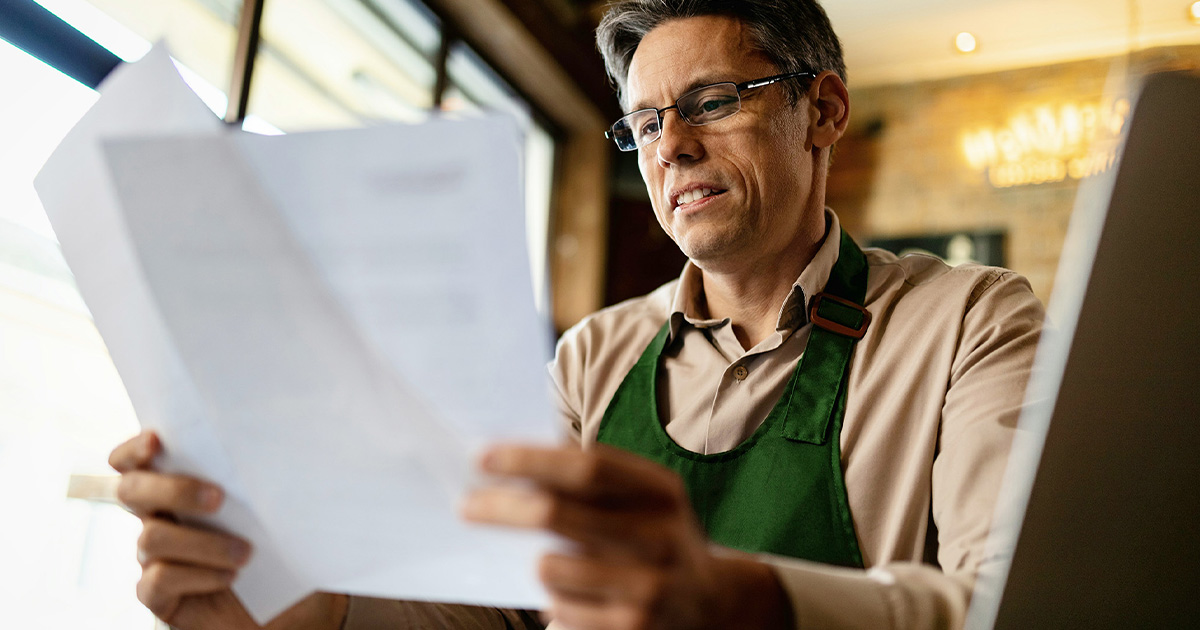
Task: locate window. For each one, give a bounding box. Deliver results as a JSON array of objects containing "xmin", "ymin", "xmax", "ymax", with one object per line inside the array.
[{"xmin": 0, "ymin": 34, "xmax": 153, "ymax": 630}]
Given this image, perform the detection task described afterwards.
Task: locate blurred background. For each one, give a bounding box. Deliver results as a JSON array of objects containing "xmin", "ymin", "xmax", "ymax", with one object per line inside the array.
[{"xmin": 0, "ymin": 0, "xmax": 1197, "ymax": 627}]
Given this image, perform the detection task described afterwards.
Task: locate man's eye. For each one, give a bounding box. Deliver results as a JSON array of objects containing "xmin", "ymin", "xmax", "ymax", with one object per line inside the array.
[
  {"xmin": 698, "ymin": 97, "xmax": 735, "ymax": 113},
  {"xmin": 640, "ymin": 120, "xmax": 660, "ymax": 136}
]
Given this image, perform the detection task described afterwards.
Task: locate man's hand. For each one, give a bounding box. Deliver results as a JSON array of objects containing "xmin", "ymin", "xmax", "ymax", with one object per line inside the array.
[
  {"xmin": 462, "ymin": 444, "xmax": 794, "ymax": 630},
  {"xmin": 110, "ymin": 431, "xmax": 347, "ymax": 629}
]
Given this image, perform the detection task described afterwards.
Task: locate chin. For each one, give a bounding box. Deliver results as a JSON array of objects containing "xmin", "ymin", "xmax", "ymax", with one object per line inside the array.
[{"xmin": 677, "ymin": 233, "xmax": 742, "ymax": 265}]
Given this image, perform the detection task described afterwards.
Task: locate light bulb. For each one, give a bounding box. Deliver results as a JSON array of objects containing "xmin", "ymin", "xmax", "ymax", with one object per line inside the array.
[{"xmin": 955, "ymin": 32, "xmax": 978, "ymax": 54}]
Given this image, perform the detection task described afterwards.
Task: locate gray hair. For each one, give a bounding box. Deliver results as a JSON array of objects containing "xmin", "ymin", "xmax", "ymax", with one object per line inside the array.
[{"xmin": 596, "ymin": 0, "xmax": 846, "ymax": 111}]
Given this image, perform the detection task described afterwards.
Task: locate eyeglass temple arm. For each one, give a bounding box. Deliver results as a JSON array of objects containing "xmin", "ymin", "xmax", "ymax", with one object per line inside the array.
[{"xmin": 739, "ymin": 71, "xmax": 816, "ymax": 91}]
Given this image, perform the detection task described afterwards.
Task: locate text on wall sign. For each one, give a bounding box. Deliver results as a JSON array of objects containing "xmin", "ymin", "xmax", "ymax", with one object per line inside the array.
[{"xmin": 961, "ymin": 97, "xmax": 1130, "ymax": 188}]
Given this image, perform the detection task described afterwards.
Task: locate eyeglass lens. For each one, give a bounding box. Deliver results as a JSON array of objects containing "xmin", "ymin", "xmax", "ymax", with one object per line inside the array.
[{"xmin": 610, "ymin": 83, "xmax": 743, "ymax": 151}]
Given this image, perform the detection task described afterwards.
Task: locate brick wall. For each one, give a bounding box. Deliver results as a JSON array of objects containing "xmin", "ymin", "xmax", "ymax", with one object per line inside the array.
[{"xmin": 829, "ymin": 45, "xmax": 1200, "ymax": 302}]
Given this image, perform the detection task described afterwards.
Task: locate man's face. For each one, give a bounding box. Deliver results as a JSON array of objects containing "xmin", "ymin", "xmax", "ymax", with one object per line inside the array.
[{"xmin": 626, "ymin": 16, "xmax": 827, "ymax": 271}]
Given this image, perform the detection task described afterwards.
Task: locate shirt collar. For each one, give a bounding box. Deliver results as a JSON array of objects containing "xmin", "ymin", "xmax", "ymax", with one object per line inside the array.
[{"xmin": 666, "ymin": 208, "xmax": 844, "ymax": 343}]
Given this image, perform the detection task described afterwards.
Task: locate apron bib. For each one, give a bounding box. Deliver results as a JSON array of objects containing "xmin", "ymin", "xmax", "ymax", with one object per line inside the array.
[{"xmin": 597, "ymin": 229, "xmax": 870, "ymax": 567}]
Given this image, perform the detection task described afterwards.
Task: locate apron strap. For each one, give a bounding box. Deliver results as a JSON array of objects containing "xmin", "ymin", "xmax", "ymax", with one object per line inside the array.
[{"xmin": 781, "ymin": 230, "xmax": 871, "ymax": 444}]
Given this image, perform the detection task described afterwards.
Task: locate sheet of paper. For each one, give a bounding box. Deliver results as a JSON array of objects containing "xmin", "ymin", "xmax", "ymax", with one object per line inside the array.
[
  {"xmin": 36, "ymin": 45, "xmax": 557, "ymax": 623},
  {"xmin": 230, "ymin": 121, "xmax": 556, "ymax": 603},
  {"xmin": 33, "ymin": 44, "xmax": 312, "ymax": 619},
  {"xmin": 231, "ymin": 121, "xmax": 553, "ymax": 450}
]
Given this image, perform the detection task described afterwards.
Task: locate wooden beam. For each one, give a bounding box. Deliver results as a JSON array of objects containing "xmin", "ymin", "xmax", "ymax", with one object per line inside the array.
[
  {"xmin": 432, "ymin": 21, "xmax": 454, "ymax": 108},
  {"xmin": 489, "ymin": 0, "xmax": 621, "ymax": 122},
  {"xmin": 424, "ymin": 0, "xmax": 611, "ymax": 133},
  {"xmin": 225, "ymin": 0, "xmax": 265, "ymax": 124},
  {"xmin": 550, "ymin": 131, "xmax": 611, "ymax": 331}
]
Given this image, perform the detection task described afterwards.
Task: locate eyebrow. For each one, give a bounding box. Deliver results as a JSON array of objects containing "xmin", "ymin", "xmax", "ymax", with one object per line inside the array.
[{"xmin": 628, "ymin": 74, "xmax": 738, "ymax": 112}]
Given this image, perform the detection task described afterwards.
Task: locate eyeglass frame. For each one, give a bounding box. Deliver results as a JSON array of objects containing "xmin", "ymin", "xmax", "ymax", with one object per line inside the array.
[{"xmin": 604, "ymin": 70, "xmax": 818, "ymax": 152}]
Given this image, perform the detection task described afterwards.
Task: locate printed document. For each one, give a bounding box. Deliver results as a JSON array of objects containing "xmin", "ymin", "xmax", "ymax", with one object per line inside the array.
[{"xmin": 35, "ymin": 45, "xmax": 556, "ymax": 623}]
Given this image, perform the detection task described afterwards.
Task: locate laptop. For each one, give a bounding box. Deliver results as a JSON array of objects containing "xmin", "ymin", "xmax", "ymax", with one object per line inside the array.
[{"xmin": 966, "ymin": 71, "xmax": 1200, "ymax": 629}]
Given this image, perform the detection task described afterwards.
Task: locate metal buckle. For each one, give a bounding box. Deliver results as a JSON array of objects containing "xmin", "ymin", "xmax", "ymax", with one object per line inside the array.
[{"xmin": 809, "ymin": 293, "xmax": 871, "ymax": 340}]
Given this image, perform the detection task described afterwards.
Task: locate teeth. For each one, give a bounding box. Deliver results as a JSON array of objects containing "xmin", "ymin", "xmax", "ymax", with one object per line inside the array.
[{"xmin": 677, "ymin": 188, "xmax": 716, "ymax": 206}]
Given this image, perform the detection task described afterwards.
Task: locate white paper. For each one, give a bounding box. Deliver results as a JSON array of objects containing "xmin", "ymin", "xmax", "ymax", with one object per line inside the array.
[
  {"xmin": 36, "ymin": 44, "xmax": 556, "ymax": 623},
  {"xmin": 34, "ymin": 45, "xmax": 312, "ymax": 619}
]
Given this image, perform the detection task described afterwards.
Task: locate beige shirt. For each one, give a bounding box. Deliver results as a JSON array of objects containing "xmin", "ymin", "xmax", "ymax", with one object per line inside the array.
[{"xmin": 344, "ymin": 210, "xmax": 1044, "ymax": 629}]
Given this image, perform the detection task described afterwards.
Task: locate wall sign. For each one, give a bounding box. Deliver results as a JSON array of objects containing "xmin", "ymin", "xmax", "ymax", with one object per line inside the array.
[
  {"xmin": 961, "ymin": 97, "xmax": 1130, "ymax": 188},
  {"xmin": 869, "ymin": 231, "xmax": 1006, "ymax": 268}
]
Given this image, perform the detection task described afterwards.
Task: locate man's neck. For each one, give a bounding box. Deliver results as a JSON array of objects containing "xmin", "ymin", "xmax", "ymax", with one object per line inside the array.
[{"xmin": 698, "ymin": 237, "xmax": 822, "ymax": 351}]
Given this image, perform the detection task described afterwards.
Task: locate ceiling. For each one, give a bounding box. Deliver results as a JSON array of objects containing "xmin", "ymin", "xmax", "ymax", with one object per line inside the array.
[
  {"xmin": 571, "ymin": 0, "xmax": 1200, "ymax": 87},
  {"xmin": 825, "ymin": 0, "xmax": 1200, "ymax": 86}
]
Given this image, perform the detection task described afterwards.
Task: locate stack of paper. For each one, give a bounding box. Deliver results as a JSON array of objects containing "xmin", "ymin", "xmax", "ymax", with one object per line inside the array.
[{"xmin": 35, "ymin": 45, "xmax": 556, "ymax": 623}]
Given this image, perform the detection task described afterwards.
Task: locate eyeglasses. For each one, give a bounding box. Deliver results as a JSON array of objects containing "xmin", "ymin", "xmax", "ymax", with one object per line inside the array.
[{"xmin": 605, "ymin": 71, "xmax": 816, "ymax": 152}]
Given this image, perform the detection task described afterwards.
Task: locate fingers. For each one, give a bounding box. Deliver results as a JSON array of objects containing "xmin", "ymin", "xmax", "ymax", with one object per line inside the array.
[
  {"xmin": 462, "ymin": 485, "xmax": 676, "ymax": 561},
  {"xmin": 139, "ymin": 519, "xmax": 252, "ymax": 571},
  {"xmin": 111, "ymin": 431, "xmax": 224, "ymax": 519},
  {"xmin": 549, "ymin": 596, "xmax": 651, "ymax": 630},
  {"xmin": 540, "ymin": 554, "xmax": 659, "ymax": 630},
  {"xmin": 137, "ymin": 562, "xmax": 236, "ymax": 622},
  {"xmin": 118, "ymin": 470, "xmax": 224, "ymax": 517},
  {"xmin": 540, "ymin": 553, "xmax": 667, "ymax": 607},
  {"xmin": 111, "ymin": 432, "xmax": 254, "ymax": 626},
  {"xmin": 135, "ymin": 517, "xmax": 253, "ymax": 625},
  {"xmin": 538, "ymin": 554, "xmax": 779, "ymax": 630},
  {"xmin": 462, "ymin": 483, "xmax": 554, "ymax": 529},
  {"xmin": 466, "ymin": 445, "xmax": 697, "ymax": 561},
  {"xmin": 110, "ymin": 431, "xmax": 161, "ymax": 473},
  {"xmin": 479, "ymin": 444, "xmax": 685, "ymax": 507}
]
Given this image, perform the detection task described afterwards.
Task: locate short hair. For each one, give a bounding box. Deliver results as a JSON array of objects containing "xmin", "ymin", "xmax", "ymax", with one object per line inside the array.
[{"xmin": 596, "ymin": 0, "xmax": 846, "ymax": 111}]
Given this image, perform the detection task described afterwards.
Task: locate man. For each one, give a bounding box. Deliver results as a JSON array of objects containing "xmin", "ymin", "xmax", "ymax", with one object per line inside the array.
[{"xmin": 109, "ymin": 1, "xmax": 1044, "ymax": 628}]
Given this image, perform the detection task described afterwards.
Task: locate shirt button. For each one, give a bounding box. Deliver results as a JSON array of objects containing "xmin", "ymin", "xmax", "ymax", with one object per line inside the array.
[{"xmin": 733, "ymin": 365, "xmax": 749, "ymax": 381}]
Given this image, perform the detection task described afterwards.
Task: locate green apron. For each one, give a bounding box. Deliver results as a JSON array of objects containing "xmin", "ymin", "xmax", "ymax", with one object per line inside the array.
[{"xmin": 597, "ymin": 229, "xmax": 871, "ymax": 567}]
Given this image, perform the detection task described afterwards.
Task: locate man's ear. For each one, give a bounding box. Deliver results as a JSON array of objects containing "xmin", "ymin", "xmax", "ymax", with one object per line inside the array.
[{"xmin": 807, "ymin": 71, "xmax": 850, "ymax": 150}]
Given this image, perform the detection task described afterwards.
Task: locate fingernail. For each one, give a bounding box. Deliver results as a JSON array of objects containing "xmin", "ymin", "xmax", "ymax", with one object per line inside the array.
[
  {"xmin": 200, "ymin": 486, "xmax": 222, "ymax": 511},
  {"xmin": 482, "ymin": 446, "xmax": 514, "ymax": 472},
  {"xmin": 460, "ymin": 493, "xmax": 484, "ymax": 519},
  {"xmin": 479, "ymin": 449, "xmax": 499, "ymax": 471},
  {"xmin": 229, "ymin": 539, "xmax": 252, "ymax": 565}
]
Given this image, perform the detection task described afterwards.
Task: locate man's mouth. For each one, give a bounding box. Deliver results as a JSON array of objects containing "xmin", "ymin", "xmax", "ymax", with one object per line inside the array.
[{"xmin": 674, "ymin": 187, "xmax": 725, "ymax": 209}]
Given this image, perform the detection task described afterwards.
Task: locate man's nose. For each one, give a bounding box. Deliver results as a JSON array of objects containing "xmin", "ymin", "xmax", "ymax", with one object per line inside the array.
[{"xmin": 655, "ymin": 110, "xmax": 704, "ymax": 166}]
